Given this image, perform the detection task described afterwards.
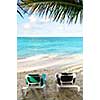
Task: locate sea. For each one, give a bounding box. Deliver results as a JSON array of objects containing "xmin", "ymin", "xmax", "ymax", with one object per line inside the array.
[{"xmin": 17, "ymin": 37, "xmax": 83, "ymax": 59}]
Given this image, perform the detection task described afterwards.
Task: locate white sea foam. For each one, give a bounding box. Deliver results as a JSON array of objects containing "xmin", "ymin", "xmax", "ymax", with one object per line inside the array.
[
  {"xmin": 17, "ymin": 54, "xmax": 48, "ymax": 62},
  {"xmin": 17, "ymin": 54, "xmax": 59, "ymax": 63}
]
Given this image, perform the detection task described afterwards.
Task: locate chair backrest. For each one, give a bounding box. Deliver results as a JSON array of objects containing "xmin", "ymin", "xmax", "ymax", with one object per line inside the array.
[
  {"xmin": 56, "ymin": 72, "xmax": 76, "ymax": 85},
  {"xmin": 61, "ymin": 75, "xmax": 73, "ymax": 82},
  {"xmin": 26, "ymin": 74, "xmax": 41, "ymax": 84},
  {"xmin": 60, "ymin": 73, "xmax": 74, "ymax": 84},
  {"xmin": 61, "ymin": 72, "xmax": 73, "ymax": 76}
]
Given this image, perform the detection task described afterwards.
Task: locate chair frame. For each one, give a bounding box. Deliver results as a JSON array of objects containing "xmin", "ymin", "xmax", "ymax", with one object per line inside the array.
[
  {"xmin": 55, "ymin": 72, "xmax": 80, "ymax": 92},
  {"xmin": 21, "ymin": 73, "xmax": 46, "ymax": 97}
]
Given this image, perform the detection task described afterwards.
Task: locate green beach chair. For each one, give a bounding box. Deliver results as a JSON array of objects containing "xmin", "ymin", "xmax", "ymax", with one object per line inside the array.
[{"xmin": 22, "ymin": 73, "xmax": 46, "ymax": 97}]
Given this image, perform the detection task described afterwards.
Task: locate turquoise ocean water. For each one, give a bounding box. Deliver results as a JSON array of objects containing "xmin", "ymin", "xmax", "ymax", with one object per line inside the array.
[{"xmin": 17, "ymin": 37, "xmax": 83, "ymax": 59}]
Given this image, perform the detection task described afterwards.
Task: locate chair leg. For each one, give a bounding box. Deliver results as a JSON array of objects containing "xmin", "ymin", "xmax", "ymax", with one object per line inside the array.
[
  {"xmin": 42, "ymin": 87, "xmax": 47, "ymax": 99},
  {"xmin": 24, "ymin": 89, "xmax": 28, "ymax": 96},
  {"xmin": 21, "ymin": 88, "xmax": 24, "ymax": 97},
  {"xmin": 21, "ymin": 87, "xmax": 28, "ymax": 97},
  {"xmin": 77, "ymin": 86, "xmax": 80, "ymax": 92},
  {"xmin": 43, "ymin": 86, "xmax": 46, "ymax": 93},
  {"xmin": 56, "ymin": 86, "xmax": 59, "ymax": 92}
]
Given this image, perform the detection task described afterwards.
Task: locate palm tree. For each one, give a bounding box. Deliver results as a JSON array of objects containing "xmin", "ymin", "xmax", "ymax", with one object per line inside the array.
[{"xmin": 17, "ymin": 0, "xmax": 83, "ymax": 24}]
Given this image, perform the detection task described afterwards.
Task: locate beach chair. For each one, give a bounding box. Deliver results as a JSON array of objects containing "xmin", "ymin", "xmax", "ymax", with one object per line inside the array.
[
  {"xmin": 22, "ymin": 73, "xmax": 46, "ymax": 96},
  {"xmin": 55, "ymin": 72, "xmax": 80, "ymax": 92}
]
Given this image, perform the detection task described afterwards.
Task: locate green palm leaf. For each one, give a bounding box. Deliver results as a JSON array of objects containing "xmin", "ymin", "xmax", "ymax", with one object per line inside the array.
[{"xmin": 18, "ymin": 0, "xmax": 83, "ymax": 23}]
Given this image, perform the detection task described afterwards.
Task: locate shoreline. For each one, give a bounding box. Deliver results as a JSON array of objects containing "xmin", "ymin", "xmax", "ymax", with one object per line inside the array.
[
  {"xmin": 17, "ymin": 54, "xmax": 56, "ymax": 62},
  {"xmin": 17, "ymin": 53, "xmax": 82, "ymax": 61},
  {"xmin": 17, "ymin": 53, "xmax": 82, "ymax": 73}
]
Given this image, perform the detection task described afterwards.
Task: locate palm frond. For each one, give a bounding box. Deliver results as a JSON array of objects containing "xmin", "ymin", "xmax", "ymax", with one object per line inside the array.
[
  {"xmin": 17, "ymin": 0, "xmax": 28, "ymax": 18},
  {"xmin": 18, "ymin": 0, "xmax": 83, "ymax": 23}
]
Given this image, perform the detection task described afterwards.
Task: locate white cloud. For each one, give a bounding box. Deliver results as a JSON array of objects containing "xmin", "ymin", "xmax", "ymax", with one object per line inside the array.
[
  {"xmin": 23, "ymin": 16, "xmax": 37, "ymax": 29},
  {"xmin": 58, "ymin": 25, "xmax": 64, "ymax": 30},
  {"xmin": 29, "ymin": 15, "xmax": 37, "ymax": 23},
  {"xmin": 18, "ymin": 15, "xmax": 82, "ymax": 37},
  {"xmin": 23, "ymin": 23, "xmax": 31, "ymax": 29}
]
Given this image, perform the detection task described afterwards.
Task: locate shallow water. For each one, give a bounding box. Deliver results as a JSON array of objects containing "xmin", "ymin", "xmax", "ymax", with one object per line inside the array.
[{"xmin": 17, "ymin": 37, "xmax": 83, "ymax": 59}]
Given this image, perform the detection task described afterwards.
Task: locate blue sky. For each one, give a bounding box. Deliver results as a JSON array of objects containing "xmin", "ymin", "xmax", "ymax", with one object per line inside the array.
[{"xmin": 17, "ymin": 14, "xmax": 82, "ymax": 37}]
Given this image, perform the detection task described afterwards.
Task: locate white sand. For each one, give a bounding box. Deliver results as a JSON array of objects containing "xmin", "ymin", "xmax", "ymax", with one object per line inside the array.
[{"xmin": 17, "ymin": 54, "xmax": 83, "ymax": 100}]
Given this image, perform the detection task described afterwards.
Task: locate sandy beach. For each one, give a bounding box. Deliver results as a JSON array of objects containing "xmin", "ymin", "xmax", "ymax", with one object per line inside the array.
[{"xmin": 17, "ymin": 54, "xmax": 83, "ymax": 100}]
